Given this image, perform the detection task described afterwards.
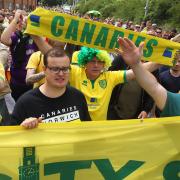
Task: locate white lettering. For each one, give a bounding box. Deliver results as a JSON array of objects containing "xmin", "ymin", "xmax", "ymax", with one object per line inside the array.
[{"xmin": 42, "ymin": 111, "xmax": 80, "ymax": 123}]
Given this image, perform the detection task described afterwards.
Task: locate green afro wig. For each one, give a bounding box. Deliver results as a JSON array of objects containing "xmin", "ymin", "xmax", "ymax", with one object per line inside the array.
[{"xmin": 77, "ymin": 47, "xmax": 112, "ymax": 68}]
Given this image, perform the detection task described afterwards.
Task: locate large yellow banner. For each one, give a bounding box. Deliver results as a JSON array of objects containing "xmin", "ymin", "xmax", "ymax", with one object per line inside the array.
[
  {"xmin": 25, "ymin": 8, "xmax": 180, "ymax": 66},
  {"xmin": 0, "ymin": 117, "xmax": 180, "ymax": 179}
]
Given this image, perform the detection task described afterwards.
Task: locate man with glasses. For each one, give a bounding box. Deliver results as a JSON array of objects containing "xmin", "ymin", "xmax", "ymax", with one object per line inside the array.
[{"xmin": 10, "ymin": 48, "xmax": 91, "ymax": 128}]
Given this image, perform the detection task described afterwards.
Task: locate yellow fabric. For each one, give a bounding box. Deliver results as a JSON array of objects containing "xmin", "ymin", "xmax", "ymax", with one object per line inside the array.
[
  {"xmin": 0, "ymin": 63, "xmax": 11, "ymax": 96},
  {"xmin": 26, "ymin": 51, "xmax": 45, "ymax": 88},
  {"xmin": 25, "ymin": 7, "xmax": 180, "ymax": 66},
  {"xmin": 0, "ymin": 117, "xmax": 180, "ymax": 179},
  {"xmin": 71, "ymin": 50, "xmax": 79, "ymax": 65},
  {"xmin": 69, "ymin": 65, "xmax": 125, "ymax": 120},
  {"xmin": 0, "ymin": 63, "xmax": 5, "ymax": 80}
]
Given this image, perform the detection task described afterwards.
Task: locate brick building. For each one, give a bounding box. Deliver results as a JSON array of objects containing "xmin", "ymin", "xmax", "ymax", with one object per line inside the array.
[{"xmin": 0, "ymin": 0, "xmax": 37, "ymax": 10}]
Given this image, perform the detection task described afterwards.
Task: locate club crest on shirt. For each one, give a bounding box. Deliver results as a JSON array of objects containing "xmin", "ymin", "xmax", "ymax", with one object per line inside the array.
[
  {"xmin": 99, "ymin": 79, "xmax": 107, "ymax": 89},
  {"xmin": 82, "ymin": 80, "xmax": 88, "ymax": 86}
]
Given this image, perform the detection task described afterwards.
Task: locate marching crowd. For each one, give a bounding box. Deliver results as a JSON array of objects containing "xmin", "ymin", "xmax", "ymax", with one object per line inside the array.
[{"xmin": 0, "ymin": 8, "xmax": 179, "ymax": 128}]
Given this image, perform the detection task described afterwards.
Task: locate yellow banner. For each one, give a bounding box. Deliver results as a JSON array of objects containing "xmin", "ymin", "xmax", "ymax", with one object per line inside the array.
[
  {"xmin": 0, "ymin": 117, "xmax": 180, "ymax": 179},
  {"xmin": 25, "ymin": 8, "xmax": 180, "ymax": 66}
]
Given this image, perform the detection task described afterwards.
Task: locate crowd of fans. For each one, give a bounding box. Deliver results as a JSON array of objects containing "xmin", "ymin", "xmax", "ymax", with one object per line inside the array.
[{"xmin": 0, "ymin": 6, "xmax": 179, "ymax": 127}]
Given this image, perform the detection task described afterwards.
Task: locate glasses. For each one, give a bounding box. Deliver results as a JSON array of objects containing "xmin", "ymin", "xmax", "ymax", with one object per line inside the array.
[
  {"xmin": 89, "ymin": 60, "xmax": 105, "ymax": 65},
  {"xmin": 47, "ymin": 66, "xmax": 70, "ymax": 74}
]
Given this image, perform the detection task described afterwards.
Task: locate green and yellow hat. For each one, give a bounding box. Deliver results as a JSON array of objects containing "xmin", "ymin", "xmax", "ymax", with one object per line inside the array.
[{"xmin": 77, "ymin": 47, "xmax": 112, "ymax": 68}]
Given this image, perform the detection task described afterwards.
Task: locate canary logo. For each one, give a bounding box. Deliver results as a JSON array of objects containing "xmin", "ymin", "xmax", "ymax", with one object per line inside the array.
[{"xmin": 30, "ymin": 15, "xmax": 40, "ymax": 27}]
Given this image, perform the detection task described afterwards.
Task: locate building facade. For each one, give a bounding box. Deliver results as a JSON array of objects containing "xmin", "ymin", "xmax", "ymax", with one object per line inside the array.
[{"xmin": 0, "ymin": 0, "xmax": 37, "ymax": 10}]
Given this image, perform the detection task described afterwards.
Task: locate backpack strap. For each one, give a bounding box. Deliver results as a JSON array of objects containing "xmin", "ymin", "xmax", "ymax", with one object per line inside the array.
[{"xmin": 37, "ymin": 52, "xmax": 43, "ymax": 67}]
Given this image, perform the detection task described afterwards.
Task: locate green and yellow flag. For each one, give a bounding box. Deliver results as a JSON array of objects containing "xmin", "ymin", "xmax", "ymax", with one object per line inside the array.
[{"xmin": 25, "ymin": 8, "xmax": 180, "ymax": 66}]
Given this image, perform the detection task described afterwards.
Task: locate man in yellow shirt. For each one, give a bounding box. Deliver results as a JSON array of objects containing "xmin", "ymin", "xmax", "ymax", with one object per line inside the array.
[{"xmin": 70, "ymin": 47, "xmax": 125, "ymax": 120}]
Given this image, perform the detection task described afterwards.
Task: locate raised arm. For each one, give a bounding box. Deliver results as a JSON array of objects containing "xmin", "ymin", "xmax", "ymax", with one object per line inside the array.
[
  {"xmin": 116, "ymin": 37, "xmax": 167, "ymax": 110},
  {"xmin": 31, "ymin": 35, "xmax": 52, "ymax": 54},
  {"xmin": 1, "ymin": 10, "xmax": 24, "ymax": 46}
]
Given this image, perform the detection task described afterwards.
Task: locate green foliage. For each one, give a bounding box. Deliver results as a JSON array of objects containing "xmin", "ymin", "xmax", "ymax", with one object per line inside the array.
[{"xmin": 76, "ymin": 0, "xmax": 179, "ymax": 30}]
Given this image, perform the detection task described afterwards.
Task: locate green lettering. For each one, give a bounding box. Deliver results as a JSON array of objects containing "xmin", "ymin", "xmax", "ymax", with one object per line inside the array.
[
  {"xmin": 94, "ymin": 27, "xmax": 109, "ymax": 48},
  {"xmin": 128, "ymin": 34, "xmax": 134, "ymax": 40},
  {"xmin": 51, "ymin": 16, "xmax": 65, "ymax": 37},
  {"xmin": 65, "ymin": 19, "xmax": 79, "ymax": 41},
  {"xmin": 80, "ymin": 23, "xmax": 96, "ymax": 44},
  {"xmin": 109, "ymin": 30, "xmax": 124, "ymax": 49},
  {"xmin": 163, "ymin": 161, "xmax": 180, "ymax": 180},
  {"xmin": 144, "ymin": 39, "xmax": 158, "ymax": 58},
  {"xmin": 44, "ymin": 160, "xmax": 92, "ymax": 180},
  {"xmin": 0, "ymin": 174, "xmax": 12, "ymax": 180},
  {"xmin": 135, "ymin": 36, "xmax": 146, "ymax": 47},
  {"xmin": 94, "ymin": 159, "xmax": 145, "ymax": 180}
]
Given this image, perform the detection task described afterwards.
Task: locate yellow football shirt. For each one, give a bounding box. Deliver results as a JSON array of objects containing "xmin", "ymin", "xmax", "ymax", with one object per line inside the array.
[
  {"xmin": 26, "ymin": 51, "xmax": 44, "ymax": 88},
  {"xmin": 71, "ymin": 51, "xmax": 79, "ymax": 65},
  {"xmin": 69, "ymin": 65, "xmax": 126, "ymax": 121}
]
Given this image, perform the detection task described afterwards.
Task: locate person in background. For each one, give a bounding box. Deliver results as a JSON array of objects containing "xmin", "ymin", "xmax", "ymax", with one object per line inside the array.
[
  {"xmin": 155, "ymin": 34, "xmax": 180, "ymax": 117},
  {"xmin": 26, "ymin": 39, "xmax": 66, "ymax": 88},
  {"xmin": 141, "ymin": 20, "xmax": 152, "ymax": 33},
  {"xmin": 159, "ymin": 51, "xmax": 180, "ymax": 93},
  {"xmin": 169, "ymin": 29, "xmax": 177, "ymax": 39},
  {"xmin": 0, "ymin": 62, "xmax": 15, "ymax": 125},
  {"xmin": 155, "ymin": 28, "xmax": 162, "ymax": 38},
  {"xmin": 159, "ymin": 34, "xmax": 180, "ymax": 92},
  {"xmin": 162, "ymin": 31, "xmax": 170, "ymax": 40},
  {"xmin": 1, "ymin": 9, "xmax": 38, "ymax": 101},
  {"xmin": 107, "ymin": 54, "xmax": 154, "ymax": 120}
]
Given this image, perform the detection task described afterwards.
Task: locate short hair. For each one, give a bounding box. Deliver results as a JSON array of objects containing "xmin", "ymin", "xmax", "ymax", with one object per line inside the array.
[{"xmin": 43, "ymin": 47, "xmax": 69, "ymax": 66}]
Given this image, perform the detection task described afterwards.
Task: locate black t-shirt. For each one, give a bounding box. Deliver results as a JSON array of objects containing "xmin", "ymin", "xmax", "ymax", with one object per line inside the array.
[
  {"xmin": 11, "ymin": 86, "xmax": 91, "ymax": 125},
  {"xmin": 159, "ymin": 70, "xmax": 180, "ymax": 93}
]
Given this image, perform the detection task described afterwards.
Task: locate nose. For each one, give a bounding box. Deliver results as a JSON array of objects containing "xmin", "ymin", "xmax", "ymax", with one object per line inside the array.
[
  {"xmin": 57, "ymin": 70, "xmax": 64, "ymax": 75},
  {"xmin": 93, "ymin": 61, "xmax": 99, "ymax": 67}
]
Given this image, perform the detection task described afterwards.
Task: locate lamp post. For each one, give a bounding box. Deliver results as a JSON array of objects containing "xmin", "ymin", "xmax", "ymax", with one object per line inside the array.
[{"xmin": 144, "ymin": 0, "xmax": 149, "ymax": 18}]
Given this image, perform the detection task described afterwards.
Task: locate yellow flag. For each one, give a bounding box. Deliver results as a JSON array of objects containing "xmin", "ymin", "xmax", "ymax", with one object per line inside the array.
[{"xmin": 0, "ymin": 117, "xmax": 180, "ymax": 179}]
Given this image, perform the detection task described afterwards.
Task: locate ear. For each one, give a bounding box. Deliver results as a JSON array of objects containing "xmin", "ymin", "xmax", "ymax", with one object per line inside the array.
[{"xmin": 42, "ymin": 65, "xmax": 46, "ymax": 72}]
